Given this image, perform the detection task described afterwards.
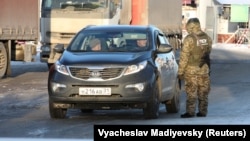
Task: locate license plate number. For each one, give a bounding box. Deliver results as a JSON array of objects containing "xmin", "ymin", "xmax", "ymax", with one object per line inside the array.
[{"xmin": 79, "ymin": 87, "xmax": 111, "ymax": 95}]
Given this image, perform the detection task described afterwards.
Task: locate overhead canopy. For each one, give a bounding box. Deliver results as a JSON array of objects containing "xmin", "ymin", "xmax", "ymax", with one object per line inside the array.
[{"xmin": 216, "ymin": 0, "xmax": 250, "ymax": 5}]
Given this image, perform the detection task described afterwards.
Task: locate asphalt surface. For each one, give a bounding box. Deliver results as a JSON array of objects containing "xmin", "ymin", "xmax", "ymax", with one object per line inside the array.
[{"xmin": 0, "ymin": 43, "xmax": 250, "ymax": 140}]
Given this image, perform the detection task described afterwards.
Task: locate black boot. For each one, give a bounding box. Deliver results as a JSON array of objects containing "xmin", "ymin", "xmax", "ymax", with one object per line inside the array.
[
  {"xmin": 180, "ymin": 113, "xmax": 194, "ymax": 118},
  {"xmin": 196, "ymin": 112, "xmax": 206, "ymax": 117}
]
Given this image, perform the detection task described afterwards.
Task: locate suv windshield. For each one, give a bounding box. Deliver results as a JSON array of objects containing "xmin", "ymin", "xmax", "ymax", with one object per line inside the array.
[{"xmin": 67, "ymin": 31, "xmax": 150, "ymax": 52}]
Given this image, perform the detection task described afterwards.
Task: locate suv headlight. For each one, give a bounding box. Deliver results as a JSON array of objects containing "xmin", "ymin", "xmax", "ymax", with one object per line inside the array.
[
  {"xmin": 55, "ymin": 61, "xmax": 69, "ymax": 75},
  {"xmin": 124, "ymin": 61, "xmax": 147, "ymax": 75}
]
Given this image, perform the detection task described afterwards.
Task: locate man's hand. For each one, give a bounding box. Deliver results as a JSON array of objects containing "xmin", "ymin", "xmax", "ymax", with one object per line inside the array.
[{"xmin": 177, "ymin": 74, "xmax": 184, "ymax": 80}]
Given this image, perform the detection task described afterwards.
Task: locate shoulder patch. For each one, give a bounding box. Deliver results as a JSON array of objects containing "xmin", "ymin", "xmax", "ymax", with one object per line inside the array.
[{"xmin": 198, "ymin": 38, "xmax": 208, "ymax": 46}]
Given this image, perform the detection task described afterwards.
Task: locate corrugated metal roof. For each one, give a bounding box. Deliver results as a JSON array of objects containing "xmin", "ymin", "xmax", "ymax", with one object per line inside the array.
[{"xmin": 216, "ymin": 0, "xmax": 250, "ymax": 5}]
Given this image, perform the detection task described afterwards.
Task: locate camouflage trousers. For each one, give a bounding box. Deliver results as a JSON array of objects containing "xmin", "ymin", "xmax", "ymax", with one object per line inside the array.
[{"xmin": 184, "ymin": 74, "xmax": 210, "ymax": 115}]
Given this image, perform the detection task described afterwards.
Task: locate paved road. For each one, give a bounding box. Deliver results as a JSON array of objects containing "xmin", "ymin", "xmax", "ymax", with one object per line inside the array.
[{"xmin": 0, "ymin": 43, "xmax": 250, "ymax": 140}]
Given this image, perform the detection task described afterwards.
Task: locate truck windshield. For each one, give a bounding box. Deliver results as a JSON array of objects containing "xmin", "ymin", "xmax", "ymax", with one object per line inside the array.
[{"xmin": 42, "ymin": 0, "xmax": 108, "ymax": 10}]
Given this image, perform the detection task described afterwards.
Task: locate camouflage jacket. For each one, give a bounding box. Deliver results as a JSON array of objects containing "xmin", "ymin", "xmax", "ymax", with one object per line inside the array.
[{"xmin": 178, "ymin": 31, "xmax": 212, "ymax": 75}]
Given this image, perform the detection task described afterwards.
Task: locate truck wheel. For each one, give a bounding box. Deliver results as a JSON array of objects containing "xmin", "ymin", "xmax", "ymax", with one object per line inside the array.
[
  {"xmin": 143, "ymin": 82, "xmax": 160, "ymax": 119},
  {"xmin": 49, "ymin": 99, "xmax": 67, "ymax": 119},
  {"xmin": 165, "ymin": 78, "xmax": 181, "ymax": 113},
  {"xmin": 0, "ymin": 42, "xmax": 7, "ymax": 78}
]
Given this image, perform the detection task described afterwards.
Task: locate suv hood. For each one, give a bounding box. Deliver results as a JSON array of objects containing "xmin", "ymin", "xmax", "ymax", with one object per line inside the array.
[{"xmin": 60, "ymin": 51, "xmax": 152, "ymax": 65}]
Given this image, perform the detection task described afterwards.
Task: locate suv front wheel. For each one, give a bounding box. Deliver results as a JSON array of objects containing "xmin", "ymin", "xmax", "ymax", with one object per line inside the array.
[
  {"xmin": 49, "ymin": 99, "xmax": 67, "ymax": 119},
  {"xmin": 143, "ymin": 81, "xmax": 160, "ymax": 119}
]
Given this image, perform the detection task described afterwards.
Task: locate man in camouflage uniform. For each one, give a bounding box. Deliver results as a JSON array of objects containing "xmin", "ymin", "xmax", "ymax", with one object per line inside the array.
[{"xmin": 178, "ymin": 18, "xmax": 212, "ymax": 118}]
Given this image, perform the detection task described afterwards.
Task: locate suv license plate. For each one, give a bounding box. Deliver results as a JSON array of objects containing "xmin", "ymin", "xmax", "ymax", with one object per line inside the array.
[{"xmin": 79, "ymin": 87, "xmax": 111, "ymax": 95}]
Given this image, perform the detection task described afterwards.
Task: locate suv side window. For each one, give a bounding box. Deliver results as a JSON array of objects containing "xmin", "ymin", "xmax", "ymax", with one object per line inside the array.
[
  {"xmin": 154, "ymin": 30, "xmax": 169, "ymax": 48},
  {"xmin": 154, "ymin": 31, "xmax": 160, "ymax": 48},
  {"xmin": 158, "ymin": 34, "xmax": 169, "ymax": 45}
]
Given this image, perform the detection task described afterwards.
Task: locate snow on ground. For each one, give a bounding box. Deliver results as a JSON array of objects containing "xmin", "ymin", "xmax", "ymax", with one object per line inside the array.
[
  {"xmin": 211, "ymin": 43, "xmax": 250, "ymax": 63},
  {"xmin": 213, "ymin": 43, "xmax": 250, "ymax": 51}
]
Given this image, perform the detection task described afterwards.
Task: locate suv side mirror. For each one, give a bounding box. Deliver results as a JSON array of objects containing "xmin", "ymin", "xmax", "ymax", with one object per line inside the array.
[
  {"xmin": 54, "ymin": 44, "xmax": 65, "ymax": 53},
  {"xmin": 157, "ymin": 44, "xmax": 173, "ymax": 53}
]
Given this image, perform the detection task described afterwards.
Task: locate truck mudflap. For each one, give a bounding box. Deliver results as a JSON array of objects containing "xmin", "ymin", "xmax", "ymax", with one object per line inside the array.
[{"xmin": 23, "ymin": 44, "xmax": 37, "ymax": 62}]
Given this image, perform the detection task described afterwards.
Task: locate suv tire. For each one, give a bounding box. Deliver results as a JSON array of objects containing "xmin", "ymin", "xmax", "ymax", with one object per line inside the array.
[
  {"xmin": 165, "ymin": 79, "xmax": 181, "ymax": 113},
  {"xmin": 49, "ymin": 99, "xmax": 67, "ymax": 119},
  {"xmin": 143, "ymin": 81, "xmax": 160, "ymax": 119}
]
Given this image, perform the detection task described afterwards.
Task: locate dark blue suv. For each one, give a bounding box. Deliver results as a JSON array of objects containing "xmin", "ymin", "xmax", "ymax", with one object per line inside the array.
[{"xmin": 48, "ymin": 25, "xmax": 181, "ymax": 119}]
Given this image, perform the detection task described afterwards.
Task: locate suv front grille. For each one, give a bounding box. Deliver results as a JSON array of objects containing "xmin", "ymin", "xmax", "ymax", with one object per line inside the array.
[{"xmin": 69, "ymin": 67, "xmax": 125, "ymax": 80}]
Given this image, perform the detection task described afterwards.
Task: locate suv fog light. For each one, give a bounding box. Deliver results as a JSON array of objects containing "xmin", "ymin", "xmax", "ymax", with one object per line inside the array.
[
  {"xmin": 125, "ymin": 83, "xmax": 145, "ymax": 92},
  {"xmin": 51, "ymin": 82, "xmax": 66, "ymax": 92}
]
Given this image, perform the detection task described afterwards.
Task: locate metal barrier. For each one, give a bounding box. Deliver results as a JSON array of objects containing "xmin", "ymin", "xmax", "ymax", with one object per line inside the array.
[
  {"xmin": 225, "ymin": 28, "xmax": 250, "ymax": 44},
  {"xmin": 236, "ymin": 28, "xmax": 250, "ymax": 44}
]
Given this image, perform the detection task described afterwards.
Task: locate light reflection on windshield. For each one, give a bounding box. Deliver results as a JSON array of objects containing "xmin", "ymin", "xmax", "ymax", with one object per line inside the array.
[{"xmin": 67, "ymin": 31, "xmax": 150, "ymax": 52}]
